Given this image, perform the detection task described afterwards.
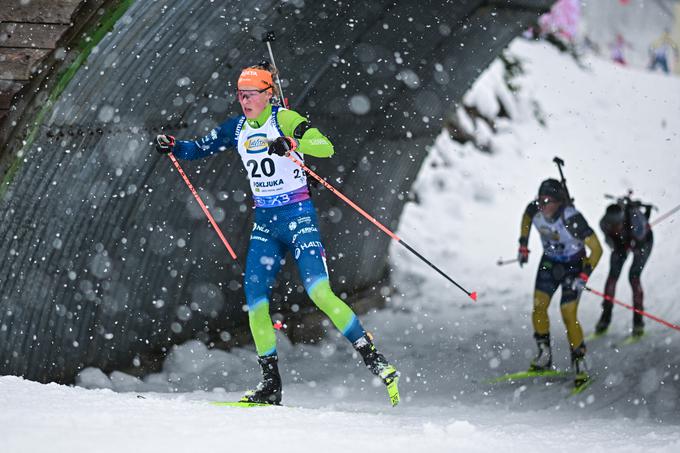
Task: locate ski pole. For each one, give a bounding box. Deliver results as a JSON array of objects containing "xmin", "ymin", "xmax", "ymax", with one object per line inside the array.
[
  {"xmin": 285, "ymin": 153, "xmax": 477, "ymax": 301},
  {"xmin": 584, "ymin": 286, "xmax": 680, "ymax": 333},
  {"xmin": 650, "ymin": 202, "xmax": 680, "ymax": 228},
  {"xmin": 263, "ymin": 31, "xmax": 288, "ymax": 108},
  {"xmin": 166, "ymin": 153, "xmax": 238, "ymax": 261},
  {"xmin": 496, "ymin": 257, "xmax": 519, "ymax": 266},
  {"xmin": 263, "ymin": 30, "xmax": 475, "ymax": 300}
]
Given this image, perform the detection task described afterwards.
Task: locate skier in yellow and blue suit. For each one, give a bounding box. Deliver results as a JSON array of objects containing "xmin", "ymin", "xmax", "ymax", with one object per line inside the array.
[
  {"xmin": 154, "ymin": 63, "xmax": 399, "ymax": 406},
  {"xmin": 517, "ymin": 179, "xmax": 602, "ymax": 388}
]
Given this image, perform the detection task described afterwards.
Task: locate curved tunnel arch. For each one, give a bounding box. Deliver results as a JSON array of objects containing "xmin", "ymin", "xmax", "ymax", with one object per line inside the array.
[{"xmin": 0, "ymin": 0, "xmax": 554, "ymax": 382}]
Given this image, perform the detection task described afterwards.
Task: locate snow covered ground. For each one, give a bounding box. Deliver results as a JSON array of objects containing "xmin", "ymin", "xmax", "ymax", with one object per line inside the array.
[{"xmin": 2, "ymin": 39, "xmax": 680, "ymax": 452}]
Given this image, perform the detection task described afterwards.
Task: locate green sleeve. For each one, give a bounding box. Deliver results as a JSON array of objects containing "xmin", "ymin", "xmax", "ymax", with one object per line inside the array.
[{"xmin": 277, "ymin": 109, "xmax": 335, "ymax": 158}]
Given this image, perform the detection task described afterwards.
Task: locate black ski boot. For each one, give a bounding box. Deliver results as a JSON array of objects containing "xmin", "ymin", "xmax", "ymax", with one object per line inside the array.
[
  {"xmin": 240, "ymin": 355, "xmax": 282, "ymax": 405},
  {"xmin": 571, "ymin": 344, "xmax": 589, "ymax": 389},
  {"xmin": 632, "ymin": 318, "xmax": 645, "ymax": 338},
  {"xmin": 528, "ymin": 333, "xmax": 552, "ymax": 372},
  {"xmin": 594, "ymin": 302, "xmax": 612, "ymax": 335},
  {"xmin": 353, "ymin": 334, "xmax": 400, "ymax": 406}
]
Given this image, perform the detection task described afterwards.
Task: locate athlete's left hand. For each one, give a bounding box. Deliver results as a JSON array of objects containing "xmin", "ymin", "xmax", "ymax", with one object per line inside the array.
[
  {"xmin": 268, "ymin": 136, "xmax": 297, "ymax": 156},
  {"xmin": 155, "ymin": 134, "xmax": 175, "ymax": 154},
  {"xmin": 571, "ymin": 272, "xmax": 589, "ymax": 293}
]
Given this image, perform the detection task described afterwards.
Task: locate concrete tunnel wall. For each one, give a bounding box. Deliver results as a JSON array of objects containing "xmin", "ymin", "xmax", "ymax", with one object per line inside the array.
[{"xmin": 0, "ymin": 0, "xmax": 554, "ymax": 383}]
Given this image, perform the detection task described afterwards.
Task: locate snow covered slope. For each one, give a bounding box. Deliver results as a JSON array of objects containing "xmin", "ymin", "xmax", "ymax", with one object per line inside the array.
[
  {"xmin": 390, "ymin": 38, "xmax": 680, "ymax": 420},
  {"xmin": 580, "ymin": 0, "xmax": 678, "ymax": 70},
  {"xmin": 2, "ymin": 39, "xmax": 680, "ymax": 452},
  {"xmin": 1, "ymin": 372, "xmax": 679, "ymax": 453}
]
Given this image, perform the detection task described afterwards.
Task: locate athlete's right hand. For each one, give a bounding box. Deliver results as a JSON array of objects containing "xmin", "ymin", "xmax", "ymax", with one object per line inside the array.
[
  {"xmin": 571, "ymin": 273, "xmax": 589, "ymax": 293},
  {"xmin": 518, "ymin": 246, "xmax": 529, "ymax": 267},
  {"xmin": 155, "ymin": 134, "xmax": 175, "ymax": 154},
  {"xmin": 268, "ymin": 136, "xmax": 297, "ymax": 156}
]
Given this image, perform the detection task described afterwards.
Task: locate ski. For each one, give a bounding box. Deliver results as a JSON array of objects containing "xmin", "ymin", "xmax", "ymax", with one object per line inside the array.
[
  {"xmin": 486, "ymin": 369, "xmax": 571, "ymax": 384},
  {"xmin": 212, "ymin": 377, "xmax": 399, "ymax": 409},
  {"xmin": 386, "ymin": 374, "xmax": 400, "ymax": 407},
  {"xmin": 622, "ymin": 335, "xmax": 643, "ymax": 345},
  {"xmin": 585, "ymin": 330, "xmax": 608, "ymax": 342},
  {"xmin": 212, "ymin": 401, "xmax": 280, "ymax": 408},
  {"xmin": 488, "ymin": 369, "xmax": 594, "ymax": 396},
  {"xmin": 618, "ymin": 333, "xmax": 646, "ymax": 347},
  {"xmin": 571, "ymin": 377, "xmax": 594, "ymax": 396}
]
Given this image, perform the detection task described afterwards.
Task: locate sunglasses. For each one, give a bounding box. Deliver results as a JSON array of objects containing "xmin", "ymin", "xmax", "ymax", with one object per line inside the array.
[
  {"xmin": 237, "ymin": 87, "xmax": 272, "ymax": 101},
  {"xmin": 538, "ymin": 196, "xmax": 557, "ymax": 206}
]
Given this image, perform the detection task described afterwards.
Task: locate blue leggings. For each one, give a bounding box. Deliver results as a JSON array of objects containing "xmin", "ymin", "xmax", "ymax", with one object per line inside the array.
[{"xmin": 244, "ymin": 200, "xmax": 365, "ymax": 356}]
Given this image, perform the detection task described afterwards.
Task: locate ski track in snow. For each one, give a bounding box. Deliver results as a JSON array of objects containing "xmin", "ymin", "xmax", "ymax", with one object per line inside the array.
[
  {"xmin": 2, "ymin": 40, "xmax": 680, "ymax": 452},
  {"xmin": 1, "ymin": 375, "xmax": 679, "ymax": 453}
]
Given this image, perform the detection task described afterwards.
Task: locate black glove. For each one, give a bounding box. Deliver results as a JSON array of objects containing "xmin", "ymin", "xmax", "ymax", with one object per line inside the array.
[
  {"xmin": 268, "ymin": 136, "xmax": 297, "ymax": 156},
  {"xmin": 155, "ymin": 134, "xmax": 175, "ymax": 154}
]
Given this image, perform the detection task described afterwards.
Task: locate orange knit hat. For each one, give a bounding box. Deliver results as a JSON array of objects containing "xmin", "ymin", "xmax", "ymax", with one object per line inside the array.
[{"xmin": 237, "ymin": 67, "xmax": 274, "ymax": 91}]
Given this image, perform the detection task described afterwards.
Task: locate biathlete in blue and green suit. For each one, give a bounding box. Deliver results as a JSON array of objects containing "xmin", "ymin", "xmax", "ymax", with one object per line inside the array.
[{"xmin": 155, "ymin": 63, "xmax": 399, "ymax": 406}]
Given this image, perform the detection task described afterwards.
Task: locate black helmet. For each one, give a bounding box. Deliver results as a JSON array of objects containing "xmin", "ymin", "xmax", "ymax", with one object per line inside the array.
[
  {"xmin": 538, "ymin": 178, "xmax": 565, "ymax": 202},
  {"xmin": 601, "ymin": 204, "xmax": 625, "ymax": 229}
]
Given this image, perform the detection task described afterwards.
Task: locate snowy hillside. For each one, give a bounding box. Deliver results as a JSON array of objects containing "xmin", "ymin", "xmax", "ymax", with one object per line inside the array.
[
  {"xmin": 580, "ymin": 0, "xmax": 678, "ymax": 70},
  {"xmin": 390, "ymin": 37, "xmax": 680, "ymax": 420},
  {"xmin": 2, "ymin": 39, "xmax": 680, "ymax": 452}
]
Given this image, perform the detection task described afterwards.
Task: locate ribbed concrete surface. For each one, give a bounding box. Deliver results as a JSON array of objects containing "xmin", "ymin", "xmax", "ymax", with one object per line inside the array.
[{"xmin": 0, "ymin": 0, "xmax": 554, "ymax": 382}]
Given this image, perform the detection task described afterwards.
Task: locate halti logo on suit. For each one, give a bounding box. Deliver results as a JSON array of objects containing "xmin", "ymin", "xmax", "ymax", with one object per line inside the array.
[{"xmin": 245, "ymin": 133, "xmax": 269, "ymax": 153}]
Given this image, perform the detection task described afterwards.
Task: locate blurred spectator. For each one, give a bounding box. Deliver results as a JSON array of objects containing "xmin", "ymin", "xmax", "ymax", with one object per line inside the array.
[
  {"xmin": 610, "ymin": 33, "xmax": 631, "ymax": 66},
  {"xmin": 538, "ymin": 0, "xmax": 581, "ymax": 43},
  {"xmin": 648, "ymin": 29, "xmax": 679, "ymax": 74}
]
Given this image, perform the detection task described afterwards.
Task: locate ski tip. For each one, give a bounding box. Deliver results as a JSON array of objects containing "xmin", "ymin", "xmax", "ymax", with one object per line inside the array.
[
  {"xmin": 585, "ymin": 331, "xmax": 605, "ymax": 342},
  {"xmin": 621, "ymin": 333, "xmax": 645, "ymax": 345},
  {"xmin": 571, "ymin": 379, "xmax": 593, "ymax": 396},
  {"xmin": 387, "ymin": 376, "xmax": 400, "ymax": 407},
  {"xmin": 469, "ymin": 291, "xmax": 478, "ymax": 301}
]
